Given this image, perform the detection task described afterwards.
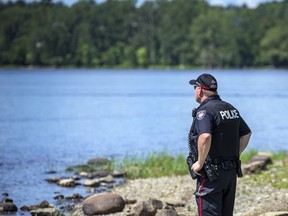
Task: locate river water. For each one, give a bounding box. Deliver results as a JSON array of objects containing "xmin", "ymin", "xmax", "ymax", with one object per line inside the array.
[{"xmin": 0, "ymin": 68, "xmax": 287, "ymax": 212}]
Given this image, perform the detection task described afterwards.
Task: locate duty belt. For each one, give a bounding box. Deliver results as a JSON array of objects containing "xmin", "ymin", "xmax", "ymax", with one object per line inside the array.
[
  {"xmin": 212, "ymin": 159, "xmax": 237, "ymax": 171},
  {"xmin": 219, "ymin": 160, "xmax": 237, "ymax": 171}
]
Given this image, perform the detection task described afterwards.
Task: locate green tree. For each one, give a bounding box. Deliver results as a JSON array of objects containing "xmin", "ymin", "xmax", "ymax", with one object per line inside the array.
[
  {"xmin": 157, "ymin": 0, "xmax": 208, "ymax": 66},
  {"xmin": 136, "ymin": 47, "xmax": 147, "ymax": 67},
  {"xmin": 259, "ymin": 25, "xmax": 288, "ymax": 67},
  {"xmin": 189, "ymin": 8, "xmax": 240, "ymax": 67},
  {"xmin": 0, "ymin": 0, "xmax": 288, "ymax": 68}
]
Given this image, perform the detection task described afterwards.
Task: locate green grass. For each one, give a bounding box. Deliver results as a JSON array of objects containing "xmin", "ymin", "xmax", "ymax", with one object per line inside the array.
[
  {"xmin": 241, "ymin": 150, "xmax": 288, "ymax": 189},
  {"xmin": 66, "ymin": 160, "xmax": 114, "ymax": 173},
  {"xmin": 65, "ymin": 150, "xmax": 288, "ymax": 189},
  {"xmin": 243, "ymin": 161, "xmax": 288, "ymax": 189},
  {"xmin": 117, "ymin": 152, "xmax": 187, "ymax": 179}
]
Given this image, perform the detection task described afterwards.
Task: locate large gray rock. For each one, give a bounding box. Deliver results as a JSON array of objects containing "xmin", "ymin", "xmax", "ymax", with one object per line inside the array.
[
  {"xmin": 243, "ymin": 161, "xmax": 267, "ymax": 174},
  {"xmin": 243, "ymin": 154, "xmax": 273, "ymax": 175},
  {"xmin": 0, "ymin": 202, "xmax": 18, "ymax": 212},
  {"xmin": 82, "ymin": 193, "xmax": 125, "ymax": 215},
  {"xmin": 248, "ymin": 154, "xmax": 272, "ymax": 165}
]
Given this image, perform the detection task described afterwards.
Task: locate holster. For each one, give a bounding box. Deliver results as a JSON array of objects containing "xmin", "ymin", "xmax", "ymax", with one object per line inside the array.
[
  {"xmin": 236, "ymin": 159, "xmax": 243, "ymax": 178},
  {"xmin": 186, "ymin": 155, "xmax": 197, "ymax": 180}
]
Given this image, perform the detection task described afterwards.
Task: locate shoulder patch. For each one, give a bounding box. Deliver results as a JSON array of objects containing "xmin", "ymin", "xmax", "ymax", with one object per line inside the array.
[{"xmin": 196, "ymin": 110, "xmax": 206, "ymax": 120}]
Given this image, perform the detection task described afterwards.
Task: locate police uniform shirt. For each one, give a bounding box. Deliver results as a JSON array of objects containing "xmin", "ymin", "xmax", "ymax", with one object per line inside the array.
[{"xmin": 193, "ymin": 95, "xmax": 251, "ymax": 137}]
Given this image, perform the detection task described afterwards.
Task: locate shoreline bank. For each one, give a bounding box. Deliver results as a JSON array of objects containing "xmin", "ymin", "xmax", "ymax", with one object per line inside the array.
[
  {"xmin": 1, "ymin": 152, "xmax": 288, "ymax": 215},
  {"xmin": 71, "ymin": 174, "xmax": 288, "ymax": 216}
]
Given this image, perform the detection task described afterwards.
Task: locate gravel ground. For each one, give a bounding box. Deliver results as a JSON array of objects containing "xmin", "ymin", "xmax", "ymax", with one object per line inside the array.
[
  {"xmin": 111, "ymin": 175, "xmax": 288, "ymax": 216},
  {"xmin": 71, "ymin": 174, "xmax": 288, "ymax": 216}
]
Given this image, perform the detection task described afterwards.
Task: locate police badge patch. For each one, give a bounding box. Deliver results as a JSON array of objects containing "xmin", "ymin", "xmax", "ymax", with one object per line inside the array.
[{"xmin": 196, "ymin": 110, "xmax": 206, "ymax": 120}]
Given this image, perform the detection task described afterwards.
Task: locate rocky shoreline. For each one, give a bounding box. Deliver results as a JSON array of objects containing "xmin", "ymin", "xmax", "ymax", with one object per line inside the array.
[
  {"xmin": 70, "ymin": 174, "xmax": 288, "ymax": 216},
  {"xmin": 71, "ymin": 154, "xmax": 288, "ymax": 216},
  {"xmin": 1, "ymin": 154, "xmax": 288, "ymax": 216}
]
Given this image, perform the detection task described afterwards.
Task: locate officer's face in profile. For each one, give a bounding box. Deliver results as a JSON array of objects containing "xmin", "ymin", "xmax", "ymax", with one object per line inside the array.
[{"xmin": 194, "ymin": 85, "xmax": 202, "ymax": 104}]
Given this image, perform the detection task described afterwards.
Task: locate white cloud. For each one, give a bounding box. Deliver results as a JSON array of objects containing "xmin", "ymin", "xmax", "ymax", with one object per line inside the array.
[{"xmin": 208, "ymin": 0, "xmax": 283, "ymax": 8}]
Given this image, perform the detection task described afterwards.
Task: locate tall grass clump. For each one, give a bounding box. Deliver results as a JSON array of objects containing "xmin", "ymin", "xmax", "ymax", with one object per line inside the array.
[
  {"xmin": 240, "ymin": 149, "xmax": 258, "ymax": 163},
  {"xmin": 117, "ymin": 152, "xmax": 188, "ymax": 179}
]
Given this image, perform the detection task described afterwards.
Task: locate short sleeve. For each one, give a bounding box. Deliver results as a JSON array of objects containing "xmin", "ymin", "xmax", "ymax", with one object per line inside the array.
[
  {"xmin": 239, "ymin": 117, "xmax": 251, "ymax": 136},
  {"xmin": 194, "ymin": 109, "xmax": 214, "ymax": 135}
]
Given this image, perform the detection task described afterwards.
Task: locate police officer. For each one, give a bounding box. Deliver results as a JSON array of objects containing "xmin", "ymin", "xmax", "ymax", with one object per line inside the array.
[{"xmin": 188, "ymin": 73, "xmax": 251, "ymax": 216}]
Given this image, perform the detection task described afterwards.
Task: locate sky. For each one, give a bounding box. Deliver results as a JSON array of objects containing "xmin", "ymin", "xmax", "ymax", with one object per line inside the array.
[
  {"xmin": 60, "ymin": 0, "xmax": 283, "ymax": 8},
  {"xmin": 207, "ymin": 0, "xmax": 282, "ymax": 8},
  {"xmin": 1, "ymin": 0, "xmax": 283, "ymax": 8}
]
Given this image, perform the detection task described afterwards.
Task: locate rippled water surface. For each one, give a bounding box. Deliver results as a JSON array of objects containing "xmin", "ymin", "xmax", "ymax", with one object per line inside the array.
[{"xmin": 0, "ymin": 69, "xmax": 287, "ymax": 212}]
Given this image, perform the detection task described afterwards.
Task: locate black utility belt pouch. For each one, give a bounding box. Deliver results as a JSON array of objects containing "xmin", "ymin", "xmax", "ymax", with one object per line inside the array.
[{"xmin": 203, "ymin": 162, "xmax": 219, "ymax": 182}]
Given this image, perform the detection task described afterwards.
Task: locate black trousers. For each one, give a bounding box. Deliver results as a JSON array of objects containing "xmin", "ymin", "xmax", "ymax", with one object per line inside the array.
[{"xmin": 194, "ymin": 168, "xmax": 237, "ymax": 216}]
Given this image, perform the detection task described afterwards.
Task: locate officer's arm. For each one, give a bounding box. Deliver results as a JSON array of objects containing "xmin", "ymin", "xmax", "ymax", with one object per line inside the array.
[
  {"xmin": 239, "ymin": 132, "xmax": 252, "ymax": 154},
  {"xmin": 192, "ymin": 133, "xmax": 211, "ymax": 175}
]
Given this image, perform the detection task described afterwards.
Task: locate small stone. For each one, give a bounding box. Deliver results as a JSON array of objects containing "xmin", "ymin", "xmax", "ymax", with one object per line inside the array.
[
  {"xmin": 90, "ymin": 170, "xmax": 111, "ymax": 178},
  {"xmin": 58, "ymin": 178, "xmax": 76, "ymax": 187},
  {"xmin": 83, "ymin": 179, "xmax": 101, "ymax": 187},
  {"xmin": 164, "ymin": 199, "xmax": 185, "ymax": 207},
  {"xmin": 38, "ymin": 200, "xmax": 50, "ymax": 208},
  {"xmin": 20, "ymin": 205, "xmax": 31, "ymax": 211},
  {"xmin": 99, "ymin": 175, "xmax": 115, "ymax": 183},
  {"xmin": 66, "ymin": 193, "xmax": 83, "ymax": 200},
  {"xmin": 149, "ymin": 198, "xmax": 163, "ymax": 210},
  {"xmin": 134, "ymin": 200, "xmax": 157, "ymax": 216},
  {"xmin": 73, "ymin": 175, "xmax": 81, "ymax": 181},
  {"xmin": 1, "ymin": 193, "xmax": 8, "ymax": 197},
  {"xmin": 45, "ymin": 177, "xmax": 60, "ymax": 183},
  {"xmin": 31, "ymin": 208, "xmax": 59, "ymax": 216},
  {"xmin": 79, "ymin": 171, "xmax": 89, "ymax": 177},
  {"xmin": 53, "ymin": 195, "xmax": 64, "ymax": 200},
  {"xmin": 112, "ymin": 170, "xmax": 126, "ymax": 178}
]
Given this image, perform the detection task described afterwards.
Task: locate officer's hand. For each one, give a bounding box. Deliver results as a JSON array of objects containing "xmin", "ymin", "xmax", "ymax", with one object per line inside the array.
[{"xmin": 192, "ymin": 161, "xmax": 203, "ymax": 176}]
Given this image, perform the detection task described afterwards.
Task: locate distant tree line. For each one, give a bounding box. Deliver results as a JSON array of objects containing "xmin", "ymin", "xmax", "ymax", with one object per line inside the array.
[{"xmin": 0, "ymin": 0, "xmax": 288, "ymax": 68}]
